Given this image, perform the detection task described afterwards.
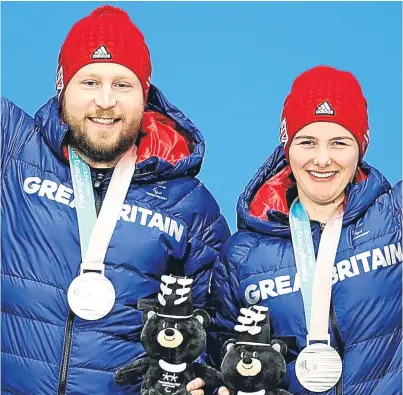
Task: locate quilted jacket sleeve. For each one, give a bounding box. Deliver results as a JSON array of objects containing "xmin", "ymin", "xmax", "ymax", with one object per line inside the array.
[
  {"xmin": 1, "ymin": 97, "xmax": 35, "ymax": 175},
  {"xmin": 391, "ymin": 180, "xmax": 402, "ymax": 212}
]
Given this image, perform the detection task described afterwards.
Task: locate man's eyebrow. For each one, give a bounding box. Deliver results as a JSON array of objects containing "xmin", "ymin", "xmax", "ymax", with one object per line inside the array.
[
  {"xmin": 114, "ymin": 75, "xmax": 137, "ymax": 81},
  {"xmin": 79, "ymin": 73, "xmax": 134, "ymax": 80},
  {"xmin": 79, "ymin": 73, "xmax": 101, "ymax": 78}
]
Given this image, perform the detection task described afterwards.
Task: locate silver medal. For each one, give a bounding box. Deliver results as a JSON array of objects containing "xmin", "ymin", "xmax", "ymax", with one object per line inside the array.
[
  {"xmin": 67, "ymin": 272, "xmax": 116, "ymax": 321},
  {"xmin": 295, "ymin": 343, "xmax": 342, "ymax": 393}
]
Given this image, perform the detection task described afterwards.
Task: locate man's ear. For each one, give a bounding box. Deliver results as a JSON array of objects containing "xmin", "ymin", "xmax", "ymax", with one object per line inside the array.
[
  {"xmin": 142, "ymin": 306, "xmax": 157, "ymax": 324},
  {"xmin": 193, "ymin": 309, "xmax": 210, "ymax": 329},
  {"xmin": 270, "ymin": 339, "xmax": 288, "ymax": 356},
  {"xmin": 221, "ymin": 339, "xmax": 236, "ymax": 360}
]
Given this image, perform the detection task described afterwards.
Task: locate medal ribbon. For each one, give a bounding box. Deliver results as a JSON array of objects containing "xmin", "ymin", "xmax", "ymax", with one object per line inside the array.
[
  {"xmin": 69, "ymin": 145, "xmax": 137, "ymax": 274},
  {"xmin": 68, "ymin": 146, "xmax": 97, "ymax": 258},
  {"xmin": 289, "ymin": 198, "xmax": 343, "ymax": 343}
]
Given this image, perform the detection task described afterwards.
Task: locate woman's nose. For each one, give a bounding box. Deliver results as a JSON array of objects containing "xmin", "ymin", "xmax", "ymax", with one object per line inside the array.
[{"xmin": 314, "ymin": 147, "xmax": 332, "ymax": 167}]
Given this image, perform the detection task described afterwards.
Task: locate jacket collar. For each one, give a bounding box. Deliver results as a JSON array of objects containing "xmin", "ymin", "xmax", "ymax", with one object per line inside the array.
[
  {"xmin": 35, "ymin": 84, "xmax": 205, "ymax": 182},
  {"xmin": 237, "ymin": 145, "xmax": 391, "ymax": 237}
]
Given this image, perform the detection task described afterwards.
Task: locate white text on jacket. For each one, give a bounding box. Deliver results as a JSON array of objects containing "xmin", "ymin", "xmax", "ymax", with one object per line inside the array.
[
  {"xmin": 245, "ymin": 243, "xmax": 402, "ymax": 304},
  {"xmin": 23, "ymin": 177, "xmax": 184, "ymax": 242}
]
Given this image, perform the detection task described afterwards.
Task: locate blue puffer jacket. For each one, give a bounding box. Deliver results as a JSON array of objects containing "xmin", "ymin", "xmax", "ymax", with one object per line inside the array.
[
  {"xmin": 209, "ymin": 145, "xmax": 402, "ymax": 395},
  {"xmin": 1, "ymin": 85, "xmax": 230, "ymax": 395}
]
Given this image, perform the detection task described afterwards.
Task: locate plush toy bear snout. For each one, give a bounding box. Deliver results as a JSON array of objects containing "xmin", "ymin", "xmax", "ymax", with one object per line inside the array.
[
  {"xmin": 165, "ymin": 328, "xmax": 174, "ymax": 337},
  {"xmin": 243, "ymin": 356, "xmax": 252, "ymax": 364},
  {"xmin": 237, "ymin": 357, "xmax": 262, "ymax": 376},
  {"xmin": 157, "ymin": 327, "xmax": 183, "ymax": 348}
]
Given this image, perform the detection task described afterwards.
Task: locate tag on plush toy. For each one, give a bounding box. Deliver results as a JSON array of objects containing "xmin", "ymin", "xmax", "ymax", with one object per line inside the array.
[
  {"xmin": 221, "ymin": 306, "xmax": 292, "ymax": 395},
  {"xmin": 114, "ymin": 274, "xmax": 223, "ymax": 394}
]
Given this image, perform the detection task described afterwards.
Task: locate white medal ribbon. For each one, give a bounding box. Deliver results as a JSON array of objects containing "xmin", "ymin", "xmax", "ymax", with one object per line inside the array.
[
  {"xmin": 67, "ymin": 145, "xmax": 137, "ymax": 320},
  {"xmin": 81, "ymin": 145, "xmax": 137, "ymax": 274},
  {"xmin": 290, "ymin": 198, "xmax": 344, "ymax": 392},
  {"xmin": 309, "ymin": 204, "xmax": 343, "ymax": 343}
]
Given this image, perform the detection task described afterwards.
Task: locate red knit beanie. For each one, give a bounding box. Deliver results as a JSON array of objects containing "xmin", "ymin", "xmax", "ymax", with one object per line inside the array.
[
  {"xmin": 56, "ymin": 5, "xmax": 152, "ymax": 102},
  {"xmin": 280, "ymin": 65, "xmax": 370, "ymax": 162}
]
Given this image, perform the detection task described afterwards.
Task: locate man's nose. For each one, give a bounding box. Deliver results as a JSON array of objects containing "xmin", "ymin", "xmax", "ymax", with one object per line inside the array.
[{"xmin": 94, "ymin": 85, "xmax": 117, "ymax": 109}]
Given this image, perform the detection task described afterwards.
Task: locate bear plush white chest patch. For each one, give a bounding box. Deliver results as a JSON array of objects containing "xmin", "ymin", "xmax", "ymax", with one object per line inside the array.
[
  {"xmin": 156, "ymin": 360, "xmax": 188, "ymax": 393},
  {"xmin": 237, "ymin": 390, "xmax": 266, "ymax": 395}
]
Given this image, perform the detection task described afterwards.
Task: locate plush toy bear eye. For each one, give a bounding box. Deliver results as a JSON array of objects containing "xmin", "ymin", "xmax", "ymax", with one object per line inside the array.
[
  {"xmin": 174, "ymin": 323, "xmax": 180, "ymax": 330},
  {"xmin": 241, "ymin": 352, "xmax": 245, "ymax": 358},
  {"xmin": 163, "ymin": 322, "xmax": 167, "ymax": 329},
  {"xmin": 252, "ymin": 352, "xmax": 258, "ymax": 358}
]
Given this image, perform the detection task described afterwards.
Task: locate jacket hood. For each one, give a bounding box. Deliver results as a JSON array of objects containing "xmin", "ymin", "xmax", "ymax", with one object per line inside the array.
[
  {"xmin": 34, "ymin": 84, "xmax": 205, "ymax": 181},
  {"xmin": 237, "ymin": 145, "xmax": 392, "ymax": 237}
]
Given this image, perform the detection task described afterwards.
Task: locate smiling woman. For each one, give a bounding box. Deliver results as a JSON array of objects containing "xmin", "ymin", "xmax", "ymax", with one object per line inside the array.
[
  {"xmin": 288, "ymin": 122, "xmax": 360, "ymax": 223},
  {"xmin": 210, "ymin": 65, "xmax": 402, "ymax": 395}
]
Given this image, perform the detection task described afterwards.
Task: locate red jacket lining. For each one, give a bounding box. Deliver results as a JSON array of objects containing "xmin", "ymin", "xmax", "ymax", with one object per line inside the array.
[
  {"xmin": 62, "ymin": 110, "xmax": 191, "ymax": 165},
  {"xmin": 250, "ymin": 165, "xmax": 368, "ymax": 220}
]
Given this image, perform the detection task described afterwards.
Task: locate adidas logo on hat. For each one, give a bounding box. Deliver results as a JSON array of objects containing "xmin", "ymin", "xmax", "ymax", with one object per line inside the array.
[
  {"xmin": 92, "ymin": 45, "xmax": 112, "ymax": 59},
  {"xmin": 280, "ymin": 118, "xmax": 288, "ymax": 147},
  {"xmin": 315, "ymin": 101, "xmax": 334, "ymax": 115}
]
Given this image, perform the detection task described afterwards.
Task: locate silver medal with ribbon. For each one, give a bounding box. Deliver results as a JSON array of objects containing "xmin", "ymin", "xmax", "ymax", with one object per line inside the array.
[
  {"xmin": 68, "ymin": 271, "xmax": 115, "ymax": 321},
  {"xmin": 67, "ymin": 146, "xmax": 137, "ymax": 320},
  {"xmin": 290, "ymin": 198, "xmax": 344, "ymax": 392},
  {"xmin": 296, "ymin": 343, "xmax": 342, "ymax": 392}
]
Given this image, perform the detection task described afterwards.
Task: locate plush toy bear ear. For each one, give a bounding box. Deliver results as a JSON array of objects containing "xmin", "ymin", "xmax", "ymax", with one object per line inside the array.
[
  {"xmin": 193, "ymin": 309, "xmax": 210, "ymax": 329},
  {"xmin": 270, "ymin": 339, "xmax": 288, "ymax": 356},
  {"xmin": 221, "ymin": 339, "xmax": 236, "ymax": 360},
  {"xmin": 142, "ymin": 306, "xmax": 157, "ymax": 324}
]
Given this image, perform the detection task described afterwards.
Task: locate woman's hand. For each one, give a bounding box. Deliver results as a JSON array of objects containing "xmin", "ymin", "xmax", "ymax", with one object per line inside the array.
[
  {"xmin": 186, "ymin": 378, "xmax": 231, "ymax": 395},
  {"xmin": 186, "ymin": 377, "xmax": 205, "ymax": 395},
  {"xmin": 218, "ymin": 386, "xmax": 230, "ymax": 395}
]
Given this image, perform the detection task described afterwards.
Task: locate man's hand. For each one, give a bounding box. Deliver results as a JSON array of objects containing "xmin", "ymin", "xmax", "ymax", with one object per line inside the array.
[
  {"xmin": 218, "ymin": 386, "xmax": 230, "ymax": 395},
  {"xmin": 186, "ymin": 377, "xmax": 205, "ymax": 395}
]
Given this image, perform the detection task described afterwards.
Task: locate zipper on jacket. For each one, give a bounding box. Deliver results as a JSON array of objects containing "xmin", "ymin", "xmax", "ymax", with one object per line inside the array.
[
  {"xmin": 93, "ymin": 172, "xmax": 106, "ymax": 216},
  {"xmin": 58, "ymin": 309, "xmax": 75, "ymax": 395},
  {"xmin": 58, "ymin": 172, "xmax": 106, "ymax": 395},
  {"xmin": 330, "ymin": 299, "xmax": 345, "ymax": 395}
]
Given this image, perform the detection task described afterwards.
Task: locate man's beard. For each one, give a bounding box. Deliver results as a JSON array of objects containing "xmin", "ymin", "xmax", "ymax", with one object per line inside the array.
[{"xmin": 62, "ymin": 102, "xmax": 143, "ymax": 164}]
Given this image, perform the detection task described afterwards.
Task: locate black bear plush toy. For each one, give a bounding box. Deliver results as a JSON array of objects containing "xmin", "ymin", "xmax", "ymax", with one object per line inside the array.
[
  {"xmin": 220, "ymin": 305, "xmax": 292, "ymax": 395},
  {"xmin": 114, "ymin": 275, "xmax": 222, "ymax": 394}
]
